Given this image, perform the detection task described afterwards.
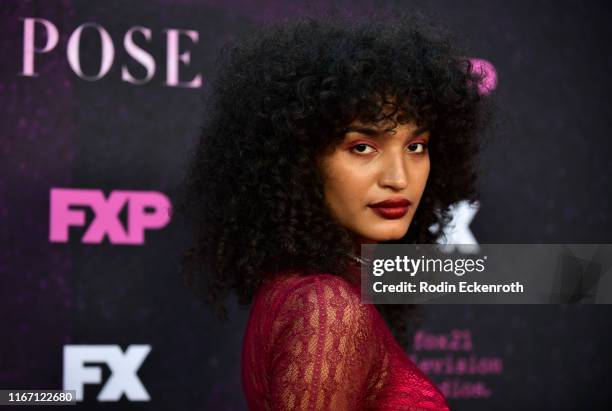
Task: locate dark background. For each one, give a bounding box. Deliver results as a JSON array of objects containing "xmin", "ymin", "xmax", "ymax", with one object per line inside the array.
[{"xmin": 1, "ymin": 0, "xmax": 611, "ymax": 409}]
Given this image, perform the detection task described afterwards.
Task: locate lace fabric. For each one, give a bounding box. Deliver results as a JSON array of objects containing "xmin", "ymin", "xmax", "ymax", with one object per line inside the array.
[{"xmin": 241, "ymin": 271, "xmax": 450, "ymax": 410}]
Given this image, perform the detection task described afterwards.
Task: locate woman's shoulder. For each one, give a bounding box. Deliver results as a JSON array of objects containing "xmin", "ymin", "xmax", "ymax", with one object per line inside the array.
[
  {"xmin": 254, "ymin": 270, "xmax": 374, "ymax": 339},
  {"xmin": 257, "ymin": 269, "xmax": 361, "ymax": 310}
]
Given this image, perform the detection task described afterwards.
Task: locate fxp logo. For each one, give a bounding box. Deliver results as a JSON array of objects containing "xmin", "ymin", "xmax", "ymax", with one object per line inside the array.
[{"xmin": 49, "ymin": 188, "xmax": 171, "ymax": 245}]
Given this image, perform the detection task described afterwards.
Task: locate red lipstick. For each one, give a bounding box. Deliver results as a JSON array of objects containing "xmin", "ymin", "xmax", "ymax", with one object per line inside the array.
[{"xmin": 368, "ymin": 198, "xmax": 412, "ymax": 219}]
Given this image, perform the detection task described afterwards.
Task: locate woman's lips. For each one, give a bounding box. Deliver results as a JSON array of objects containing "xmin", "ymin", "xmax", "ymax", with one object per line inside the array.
[
  {"xmin": 368, "ymin": 199, "xmax": 411, "ymax": 220},
  {"xmin": 368, "ymin": 205, "xmax": 410, "ymax": 219}
]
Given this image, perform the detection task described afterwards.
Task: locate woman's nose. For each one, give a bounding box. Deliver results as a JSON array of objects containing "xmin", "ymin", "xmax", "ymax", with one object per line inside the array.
[{"xmin": 378, "ymin": 152, "xmax": 408, "ymax": 190}]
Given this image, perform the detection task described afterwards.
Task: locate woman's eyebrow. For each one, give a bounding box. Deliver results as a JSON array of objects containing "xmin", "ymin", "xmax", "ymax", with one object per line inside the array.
[
  {"xmin": 344, "ymin": 126, "xmax": 383, "ymax": 137},
  {"xmin": 344, "ymin": 126, "xmax": 430, "ymax": 138},
  {"xmin": 413, "ymin": 125, "xmax": 431, "ymax": 137}
]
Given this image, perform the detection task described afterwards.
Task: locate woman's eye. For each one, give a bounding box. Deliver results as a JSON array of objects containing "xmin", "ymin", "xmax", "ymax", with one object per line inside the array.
[
  {"xmin": 407, "ymin": 142, "xmax": 428, "ymax": 154},
  {"xmin": 351, "ymin": 143, "xmax": 376, "ymax": 154}
]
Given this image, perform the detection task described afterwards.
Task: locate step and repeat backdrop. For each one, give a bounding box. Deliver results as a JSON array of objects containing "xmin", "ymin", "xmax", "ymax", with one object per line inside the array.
[{"xmin": 2, "ymin": 1, "xmax": 611, "ymax": 410}]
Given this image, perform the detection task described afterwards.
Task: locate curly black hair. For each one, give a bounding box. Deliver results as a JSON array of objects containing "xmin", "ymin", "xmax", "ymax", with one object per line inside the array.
[{"xmin": 176, "ymin": 12, "xmax": 490, "ymax": 348}]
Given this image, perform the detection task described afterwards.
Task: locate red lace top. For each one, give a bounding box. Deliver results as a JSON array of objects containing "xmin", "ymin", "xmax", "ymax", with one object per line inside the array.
[{"xmin": 241, "ymin": 267, "xmax": 450, "ymax": 410}]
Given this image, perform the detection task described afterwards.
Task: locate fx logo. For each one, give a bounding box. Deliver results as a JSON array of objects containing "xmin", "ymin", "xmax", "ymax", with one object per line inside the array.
[
  {"xmin": 49, "ymin": 188, "xmax": 171, "ymax": 245},
  {"xmin": 63, "ymin": 344, "xmax": 151, "ymax": 402}
]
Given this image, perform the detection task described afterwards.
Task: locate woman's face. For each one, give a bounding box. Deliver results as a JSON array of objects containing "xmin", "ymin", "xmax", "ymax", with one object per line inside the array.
[{"xmin": 318, "ymin": 118, "xmax": 431, "ymax": 243}]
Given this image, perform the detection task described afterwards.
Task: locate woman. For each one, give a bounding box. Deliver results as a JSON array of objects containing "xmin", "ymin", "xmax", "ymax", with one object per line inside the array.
[{"xmin": 178, "ymin": 12, "xmax": 488, "ymax": 410}]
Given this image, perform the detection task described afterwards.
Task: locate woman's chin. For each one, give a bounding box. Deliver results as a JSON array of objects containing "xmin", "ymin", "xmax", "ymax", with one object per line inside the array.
[{"xmin": 358, "ymin": 226, "xmax": 409, "ymax": 243}]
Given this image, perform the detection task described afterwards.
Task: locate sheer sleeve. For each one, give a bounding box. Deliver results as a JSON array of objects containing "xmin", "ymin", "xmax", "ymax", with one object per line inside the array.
[{"xmin": 267, "ymin": 275, "xmax": 380, "ymax": 410}]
